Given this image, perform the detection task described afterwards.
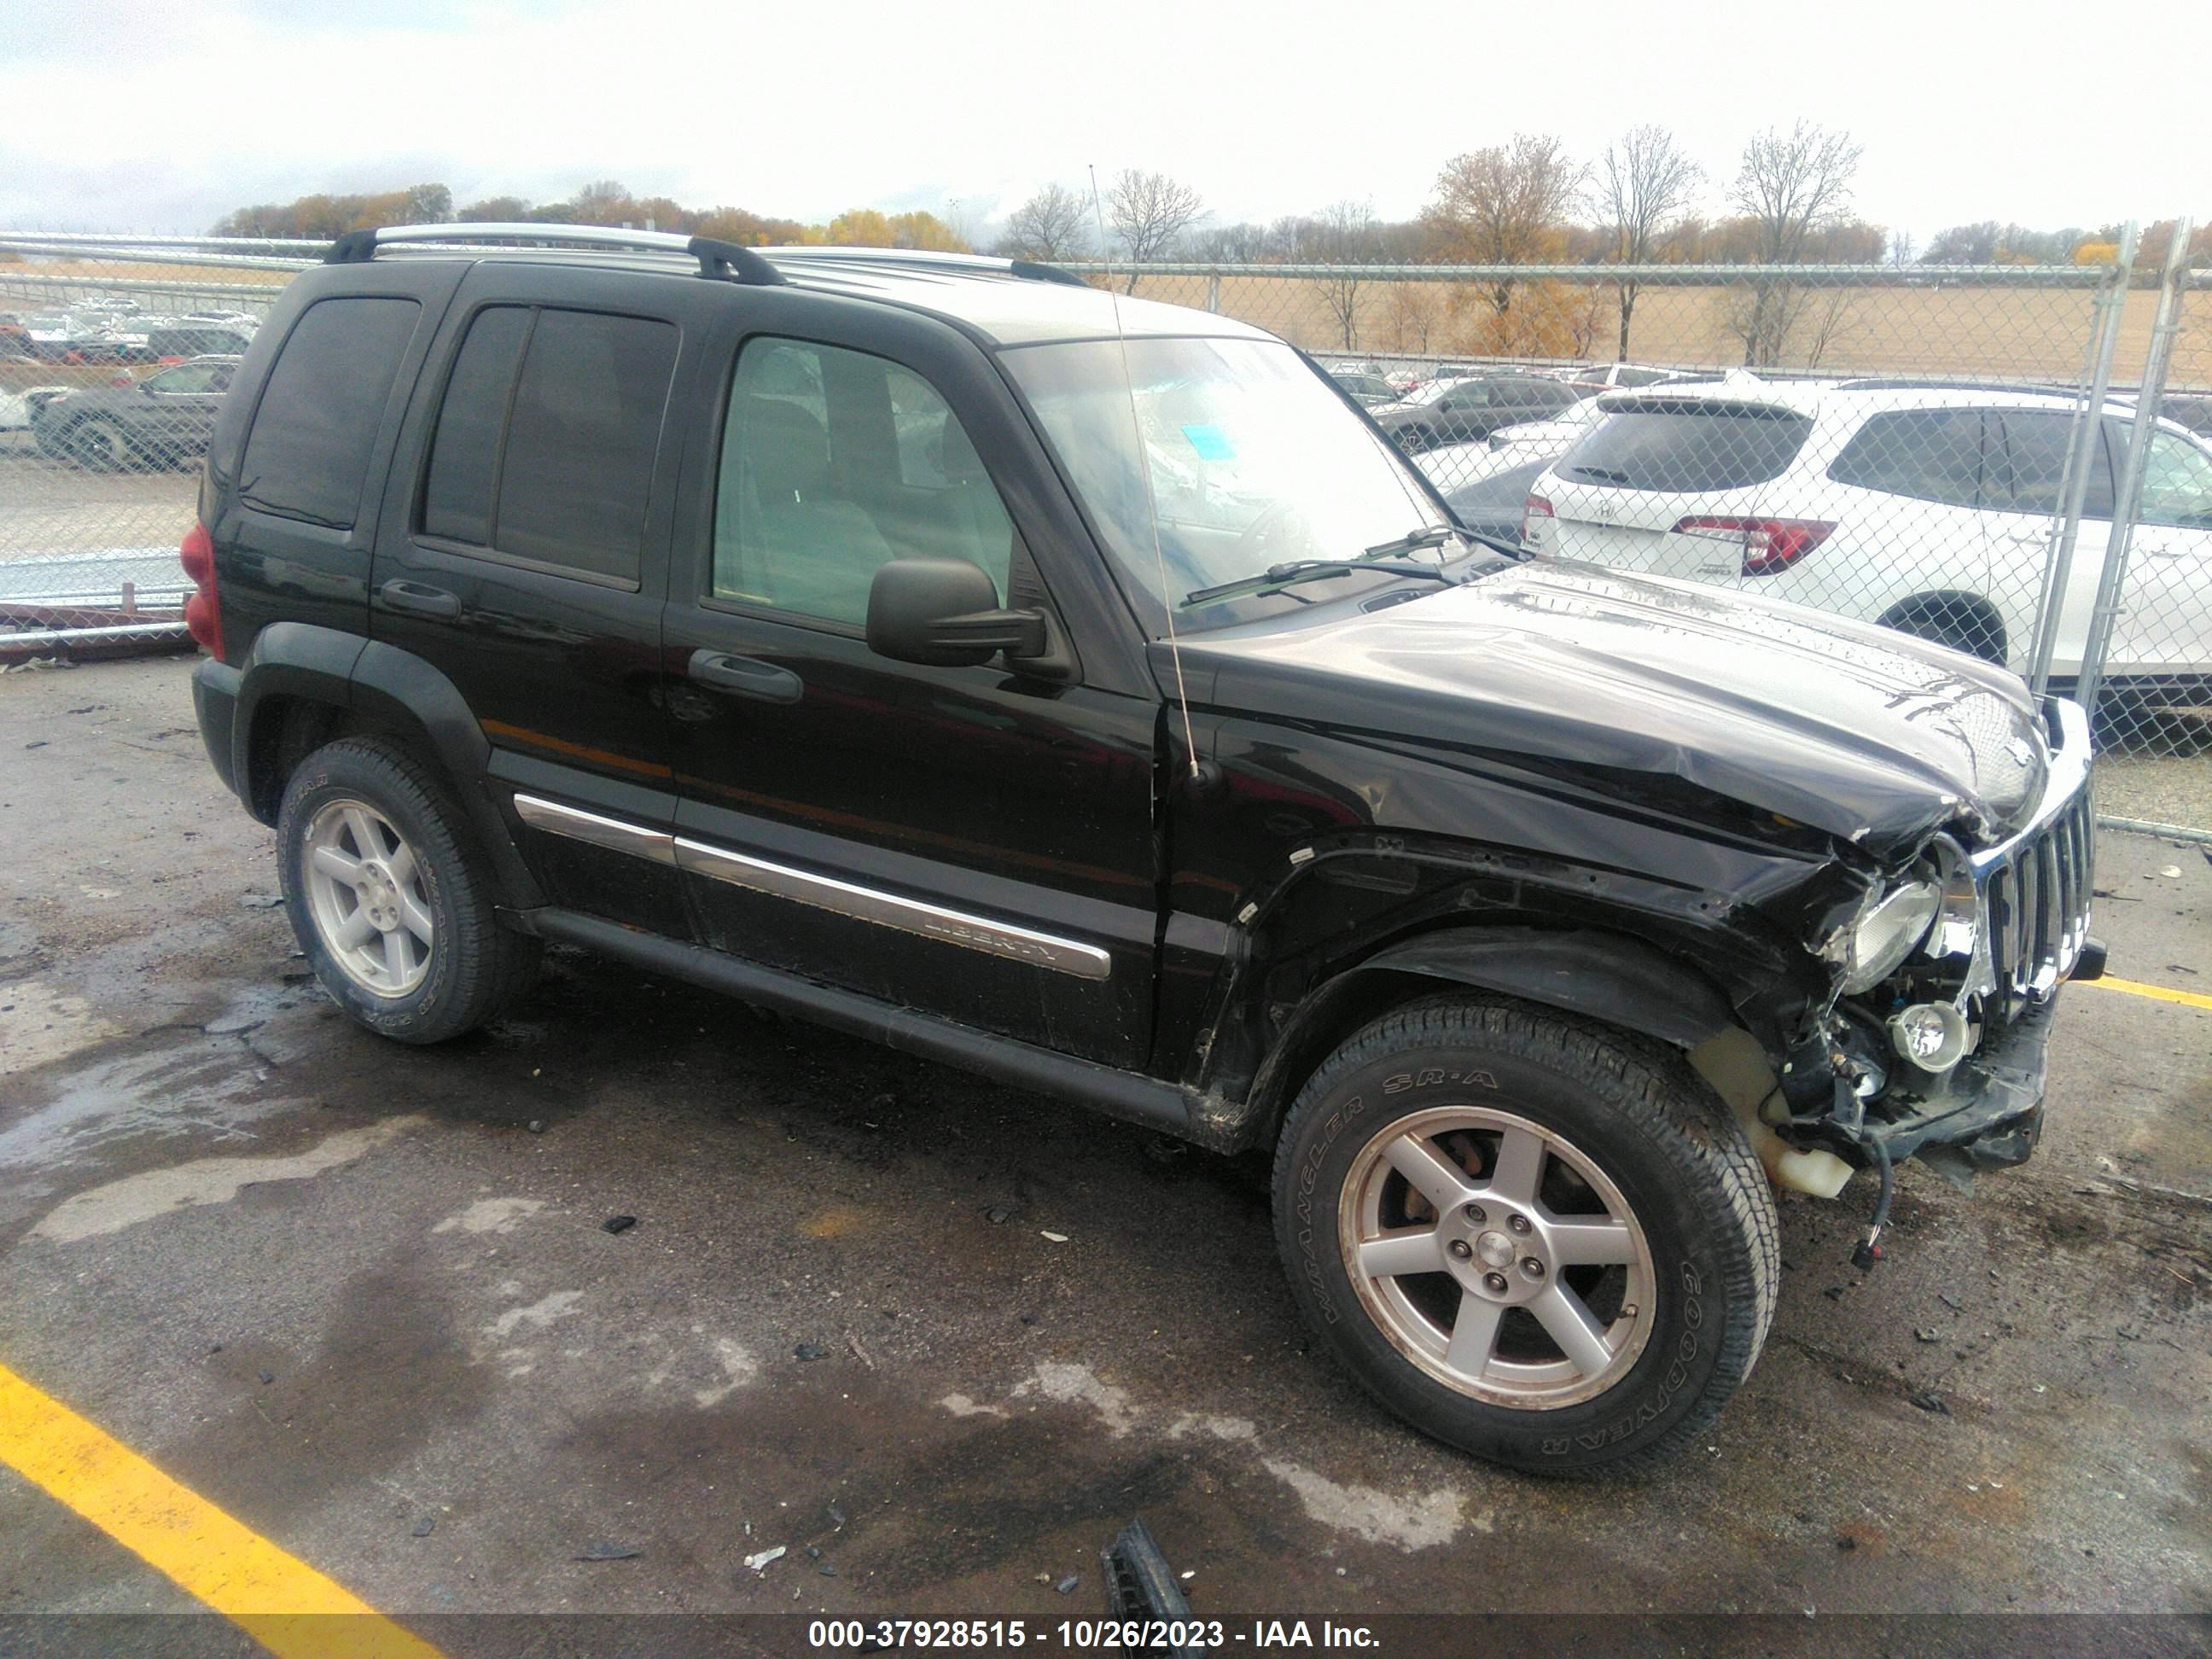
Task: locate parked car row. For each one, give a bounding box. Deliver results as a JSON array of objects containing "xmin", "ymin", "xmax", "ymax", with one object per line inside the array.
[{"xmin": 0, "ymin": 305, "xmax": 257, "ymax": 366}]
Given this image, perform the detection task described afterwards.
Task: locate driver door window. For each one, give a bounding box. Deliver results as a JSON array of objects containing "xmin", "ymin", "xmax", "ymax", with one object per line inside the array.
[
  {"xmin": 2136, "ymin": 428, "xmax": 2212, "ymax": 528},
  {"xmin": 712, "ymin": 338, "xmax": 1016, "ymax": 626}
]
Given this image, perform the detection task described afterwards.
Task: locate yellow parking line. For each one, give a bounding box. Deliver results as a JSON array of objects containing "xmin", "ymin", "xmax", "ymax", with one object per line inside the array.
[
  {"xmin": 2081, "ymin": 975, "xmax": 2212, "ymax": 1011},
  {"xmin": 0, "ymin": 1359, "xmax": 442, "ymax": 1659}
]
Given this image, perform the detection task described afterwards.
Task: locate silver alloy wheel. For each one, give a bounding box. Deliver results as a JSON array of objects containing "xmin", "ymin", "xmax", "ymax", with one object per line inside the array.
[
  {"xmin": 300, "ymin": 797, "xmax": 434, "ymax": 998},
  {"xmin": 1339, "ymin": 1105, "xmax": 1656, "ymax": 1409}
]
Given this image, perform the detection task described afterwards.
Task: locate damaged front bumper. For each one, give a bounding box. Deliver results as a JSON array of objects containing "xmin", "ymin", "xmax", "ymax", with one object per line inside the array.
[{"xmin": 1861, "ymin": 995, "xmax": 2057, "ymax": 1170}]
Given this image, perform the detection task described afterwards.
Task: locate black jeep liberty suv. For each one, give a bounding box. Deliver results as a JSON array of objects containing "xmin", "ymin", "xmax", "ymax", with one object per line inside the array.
[{"xmin": 183, "ymin": 224, "xmax": 2102, "ymax": 1473}]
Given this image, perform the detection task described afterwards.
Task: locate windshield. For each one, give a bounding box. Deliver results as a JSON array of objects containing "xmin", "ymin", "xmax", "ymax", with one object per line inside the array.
[{"xmin": 1004, "ymin": 336, "xmax": 1450, "ymax": 627}]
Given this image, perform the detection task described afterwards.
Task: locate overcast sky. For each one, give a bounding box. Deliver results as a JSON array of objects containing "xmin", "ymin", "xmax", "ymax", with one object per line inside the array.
[{"xmin": 0, "ymin": 0, "xmax": 2198, "ymax": 245}]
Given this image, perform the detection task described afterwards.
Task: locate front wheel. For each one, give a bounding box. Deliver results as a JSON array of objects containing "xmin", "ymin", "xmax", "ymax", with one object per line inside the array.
[{"xmin": 1272, "ymin": 996, "xmax": 1779, "ymax": 1475}]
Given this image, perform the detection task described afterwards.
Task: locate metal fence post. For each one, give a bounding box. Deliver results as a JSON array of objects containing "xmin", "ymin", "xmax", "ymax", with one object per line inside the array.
[
  {"xmin": 2027, "ymin": 223, "xmax": 2137, "ymax": 696},
  {"xmin": 1205, "ymin": 273, "xmax": 1221, "ymax": 315},
  {"xmin": 2074, "ymin": 218, "xmax": 2194, "ymax": 726}
]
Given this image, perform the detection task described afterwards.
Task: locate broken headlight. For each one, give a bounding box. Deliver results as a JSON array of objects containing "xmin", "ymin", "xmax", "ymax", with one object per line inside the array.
[{"xmin": 1838, "ymin": 880, "xmax": 1941, "ymax": 994}]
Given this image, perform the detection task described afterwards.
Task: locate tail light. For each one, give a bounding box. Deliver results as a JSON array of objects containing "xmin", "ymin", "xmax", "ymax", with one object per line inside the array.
[
  {"xmin": 1673, "ymin": 515, "xmax": 1836, "ymax": 576},
  {"xmin": 1522, "ymin": 492, "xmax": 1553, "ymax": 546},
  {"xmin": 179, "ymin": 521, "xmax": 224, "ymax": 661}
]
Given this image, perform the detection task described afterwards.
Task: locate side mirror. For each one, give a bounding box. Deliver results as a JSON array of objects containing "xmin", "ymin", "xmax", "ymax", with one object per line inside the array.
[{"xmin": 865, "ymin": 557, "xmax": 1046, "ymax": 668}]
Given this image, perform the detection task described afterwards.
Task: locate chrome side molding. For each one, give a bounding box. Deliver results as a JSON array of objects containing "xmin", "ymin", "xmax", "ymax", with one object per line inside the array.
[
  {"xmin": 513, "ymin": 794, "xmax": 676, "ymax": 864},
  {"xmin": 509, "ymin": 793, "xmax": 1111, "ymax": 981},
  {"xmin": 673, "ymin": 837, "xmax": 1112, "ymax": 981}
]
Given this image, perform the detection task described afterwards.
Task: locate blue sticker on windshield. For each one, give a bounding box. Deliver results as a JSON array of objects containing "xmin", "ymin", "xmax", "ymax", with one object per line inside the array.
[{"xmin": 1181, "ymin": 423, "xmax": 1234, "ymax": 460}]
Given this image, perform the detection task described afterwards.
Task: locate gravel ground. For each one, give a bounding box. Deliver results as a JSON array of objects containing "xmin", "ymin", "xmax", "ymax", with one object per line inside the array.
[{"xmin": 0, "ymin": 656, "xmax": 2206, "ymax": 1648}]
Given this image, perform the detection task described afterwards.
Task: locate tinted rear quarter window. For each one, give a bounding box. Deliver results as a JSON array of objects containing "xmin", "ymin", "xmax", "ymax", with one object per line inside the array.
[
  {"xmin": 240, "ymin": 296, "xmax": 420, "ymax": 527},
  {"xmin": 1559, "ymin": 405, "xmax": 1813, "ymax": 492},
  {"xmin": 1827, "ymin": 408, "xmax": 1987, "ymax": 506}
]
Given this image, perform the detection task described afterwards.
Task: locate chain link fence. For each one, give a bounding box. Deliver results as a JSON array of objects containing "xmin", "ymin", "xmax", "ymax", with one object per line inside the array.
[{"xmin": 1, "ymin": 231, "xmax": 2204, "ymax": 834}]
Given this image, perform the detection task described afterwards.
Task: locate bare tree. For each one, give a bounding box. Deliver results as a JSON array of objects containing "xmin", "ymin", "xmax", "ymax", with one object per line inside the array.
[
  {"xmin": 1726, "ymin": 121, "xmax": 1864, "ymax": 364},
  {"xmin": 1107, "ymin": 170, "xmax": 1205, "ymax": 292},
  {"xmin": 1295, "ymin": 200, "xmax": 1382, "ymax": 348},
  {"xmin": 1594, "ymin": 125, "xmax": 1701, "ymax": 360},
  {"xmin": 1885, "ymin": 229, "xmax": 1919, "ymax": 267},
  {"xmin": 1426, "ymin": 134, "xmax": 1584, "ymax": 318},
  {"xmin": 997, "ymin": 183, "xmax": 1091, "ymax": 262}
]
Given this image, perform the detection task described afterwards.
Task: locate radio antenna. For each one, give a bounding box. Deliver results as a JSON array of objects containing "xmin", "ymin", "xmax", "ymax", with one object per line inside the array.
[{"xmin": 1088, "ymin": 164, "xmax": 1201, "ymax": 783}]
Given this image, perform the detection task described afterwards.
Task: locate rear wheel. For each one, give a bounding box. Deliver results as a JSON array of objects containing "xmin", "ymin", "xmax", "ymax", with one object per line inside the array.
[
  {"xmin": 1882, "ymin": 596, "xmax": 2006, "ymax": 665},
  {"xmin": 1272, "ymin": 996, "xmax": 1779, "ymax": 1475},
  {"xmin": 276, "ymin": 737, "xmax": 540, "ymax": 1043}
]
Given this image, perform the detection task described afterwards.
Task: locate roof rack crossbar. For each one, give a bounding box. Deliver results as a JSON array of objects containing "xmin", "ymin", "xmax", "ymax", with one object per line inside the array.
[{"xmin": 323, "ymin": 223, "xmax": 784, "ymax": 285}]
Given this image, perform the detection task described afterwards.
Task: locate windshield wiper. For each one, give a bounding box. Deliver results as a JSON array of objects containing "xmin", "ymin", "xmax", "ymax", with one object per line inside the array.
[
  {"xmin": 1563, "ymin": 465, "xmax": 1631, "ymax": 483},
  {"xmin": 1182, "ymin": 557, "xmax": 1460, "ymax": 608},
  {"xmin": 1361, "ymin": 524, "xmax": 1463, "ymax": 560}
]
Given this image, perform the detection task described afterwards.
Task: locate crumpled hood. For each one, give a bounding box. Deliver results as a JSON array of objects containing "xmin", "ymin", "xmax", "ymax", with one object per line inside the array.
[{"xmin": 1167, "ymin": 561, "xmax": 2050, "ymax": 853}]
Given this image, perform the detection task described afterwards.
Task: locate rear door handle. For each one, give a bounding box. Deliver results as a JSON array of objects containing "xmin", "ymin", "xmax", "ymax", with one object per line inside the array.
[
  {"xmin": 687, "ymin": 649, "xmax": 802, "ymax": 704},
  {"xmin": 379, "ymin": 579, "xmax": 461, "ymax": 618}
]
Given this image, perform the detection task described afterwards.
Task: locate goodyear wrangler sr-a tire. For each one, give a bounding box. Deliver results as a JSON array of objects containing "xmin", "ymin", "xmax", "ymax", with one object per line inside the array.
[
  {"xmin": 1272, "ymin": 995, "xmax": 1780, "ymax": 1475},
  {"xmin": 276, "ymin": 737, "xmax": 541, "ymax": 1045}
]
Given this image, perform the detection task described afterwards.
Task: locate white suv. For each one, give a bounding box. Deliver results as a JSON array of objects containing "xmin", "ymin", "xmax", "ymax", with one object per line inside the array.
[{"xmin": 1522, "ymin": 380, "xmax": 2212, "ymax": 689}]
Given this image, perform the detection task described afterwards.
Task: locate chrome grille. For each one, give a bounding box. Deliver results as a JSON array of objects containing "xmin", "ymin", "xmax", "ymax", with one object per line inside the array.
[{"xmin": 1972, "ymin": 700, "xmax": 2095, "ymax": 1021}]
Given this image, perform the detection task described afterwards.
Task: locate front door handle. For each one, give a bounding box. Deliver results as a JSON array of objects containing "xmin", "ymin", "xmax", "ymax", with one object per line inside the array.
[
  {"xmin": 379, "ymin": 579, "xmax": 461, "ymax": 618},
  {"xmin": 687, "ymin": 649, "xmax": 802, "ymax": 704}
]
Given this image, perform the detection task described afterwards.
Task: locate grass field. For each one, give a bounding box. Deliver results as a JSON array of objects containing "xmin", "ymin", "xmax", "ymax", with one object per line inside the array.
[{"xmin": 1127, "ymin": 274, "xmax": 2212, "ymax": 387}]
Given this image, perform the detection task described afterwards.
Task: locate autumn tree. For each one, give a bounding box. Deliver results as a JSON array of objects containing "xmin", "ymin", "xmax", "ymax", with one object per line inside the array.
[
  {"xmin": 1595, "ymin": 124, "xmax": 1702, "ymax": 360},
  {"xmin": 1107, "ymin": 169, "xmax": 1205, "ymax": 291},
  {"xmin": 998, "ymin": 184, "xmax": 1091, "ymax": 261},
  {"xmin": 1723, "ymin": 120, "xmax": 1864, "ymax": 364},
  {"xmin": 457, "ymin": 195, "xmax": 533, "ymax": 223},
  {"xmin": 1426, "ymin": 134, "xmax": 1583, "ymax": 320}
]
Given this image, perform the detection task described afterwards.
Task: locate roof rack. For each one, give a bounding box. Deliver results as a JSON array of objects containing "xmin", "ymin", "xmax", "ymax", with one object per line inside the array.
[
  {"xmin": 755, "ymin": 245, "xmax": 1089, "ymax": 288},
  {"xmin": 323, "ymin": 222, "xmax": 785, "ymax": 286}
]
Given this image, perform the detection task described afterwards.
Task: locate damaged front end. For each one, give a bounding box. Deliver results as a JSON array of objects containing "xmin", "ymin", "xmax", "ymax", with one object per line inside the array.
[{"xmin": 1765, "ymin": 697, "xmax": 2102, "ymax": 1242}]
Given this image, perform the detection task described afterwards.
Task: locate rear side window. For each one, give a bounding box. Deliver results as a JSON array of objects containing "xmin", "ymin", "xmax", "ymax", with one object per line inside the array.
[
  {"xmin": 240, "ymin": 296, "xmax": 420, "ymax": 527},
  {"xmin": 422, "ymin": 306, "xmax": 531, "ymax": 546},
  {"xmin": 1996, "ymin": 410, "xmax": 2113, "ymax": 520},
  {"xmin": 418, "ymin": 306, "xmax": 678, "ymax": 583},
  {"xmin": 1827, "ymin": 409, "xmax": 1988, "ymax": 507},
  {"xmin": 1557, "ymin": 406, "xmax": 1813, "ymax": 492}
]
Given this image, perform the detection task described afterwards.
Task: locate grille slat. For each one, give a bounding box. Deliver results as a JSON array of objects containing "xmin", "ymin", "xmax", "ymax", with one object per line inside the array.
[{"xmin": 1978, "ymin": 785, "xmax": 2096, "ymax": 1020}]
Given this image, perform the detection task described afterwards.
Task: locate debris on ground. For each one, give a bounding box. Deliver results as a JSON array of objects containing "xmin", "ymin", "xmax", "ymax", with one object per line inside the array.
[
  {"xmin": 744, "ymin": 1545, "xmax": 786, "ymax": 1572},
  {"xmin": 527, "ymin": 1120, "xmax": 545, "ymax": 1134},
  {"xmin": 257, "ymin": 1371, "xmax": 274, "ymax": 1385},
  {"xmin": 410, "ymin": 1517, "xmax": 435, "ymax": 1538},
  {"xmin": 793, "ymin": 1342, "xmax": 830, "ymax": 1361},
  {"xmin": 1056, "ymin": 1575, "xmax": 1080, "ymax": 1595},
  {"xmin": 984, "ymin": 1205, "xmax": 1014, "ymax": 1225},
  {"xmin": 1915, "ymin": 1327, "xmax": 1940, "ymax": 1343},
  {"xmin": 238, "ymin": 894, "xmax": 285, "ymax": 909},
  {"xmin": 827, "ymin": 1502, "xmax": 847, "ymax": 1527},
  {"xmin": 1101, "ymin": 1517, "xmax": 1195, "ymax": 1624},
  {"xmin": 601, "ymin": 1215, "xmax": 637, "ymax": 1234},
  {"xmin": 574, "ymin": 1542, "xmax": 642, "ymax": 1561},
  {"xmin": 1908, "ymin": 1390, "xmax": 1951, "ymax": 1415},
  {"xmin": 1041, "ymin": 1231, "xmax": 1069, "ymax": 1243}
]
